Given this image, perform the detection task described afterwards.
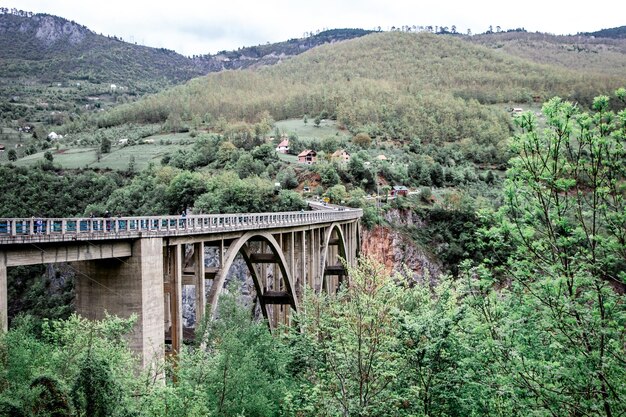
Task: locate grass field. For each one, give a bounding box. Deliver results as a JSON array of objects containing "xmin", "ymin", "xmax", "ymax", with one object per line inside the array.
[
  {"xmin": 12, "ymin": 142, "xmax": 193, "ymax": 170},
  {"xmin": 277, "ymin": 152, "xmax": 298, "ymax": 163},
  {"xmin": 0, "ymin": 128, "xmax": 33, "ymax": 162},
  {"xmin": 8, "ymin": 132, "xmax": 195, "ymax": 170},
  {"xmin": 275, "ymin": 119, "xmax": 351, "ymax": 142}
]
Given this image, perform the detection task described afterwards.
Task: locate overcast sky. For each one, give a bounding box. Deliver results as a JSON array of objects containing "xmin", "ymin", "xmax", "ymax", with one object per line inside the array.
[{"xmin": 2, "ymin": 0, "xmax": 622, "ymax": 56}]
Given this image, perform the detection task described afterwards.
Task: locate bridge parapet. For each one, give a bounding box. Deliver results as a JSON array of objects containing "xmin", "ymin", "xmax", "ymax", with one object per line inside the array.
[{"xmin": 0, "ymin": 208, "xmax": 362, "ymax": 245}]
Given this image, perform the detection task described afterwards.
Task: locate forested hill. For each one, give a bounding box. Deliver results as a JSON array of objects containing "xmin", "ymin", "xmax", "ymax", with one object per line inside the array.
[
  {"xmin": 583, "ymin": 25, "xmax": 626, "ymax": 39},
  {"xmin": 469, "ymin": 31, "xmax": 626, "ymax": 77},
  {"xmin": 0, "ymin": 11, "xmax": 204, "ymax": 89},
  {"xmin": 191, "ymin": 28, "xmax": 374, "ymax": 72},
  {"xmin": 0, "ymin": 10, "xmax": 373, "ymax": 89},
  {"xmin": 97, "ymin": 31, "xmax": 626, "ymax": 143}
]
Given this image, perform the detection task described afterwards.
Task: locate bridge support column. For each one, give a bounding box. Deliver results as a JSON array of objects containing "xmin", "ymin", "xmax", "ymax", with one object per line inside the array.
[
  {"xmin": 164, "ymin": 244, "xmax": 183, "ymax": 355},
  {"xmin": 0, "ymin": 255, "xmax": 6, "ymax": 332},
  {"xmin": 74, "ymin": 238, "xmax": 164, "ymax": 368},
  {"xmin": 193, "ymin": 242, "xmax": 205, "ymax": 328}
]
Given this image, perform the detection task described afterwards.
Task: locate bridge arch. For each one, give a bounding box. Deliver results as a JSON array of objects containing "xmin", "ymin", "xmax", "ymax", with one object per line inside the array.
[
  {"xmin": 320, "ymin": 222, "xmax": 348, "ymax": 294},
  {"xmin": 207, "ymin": 231, "xmax": 298, "ymax": 330}
]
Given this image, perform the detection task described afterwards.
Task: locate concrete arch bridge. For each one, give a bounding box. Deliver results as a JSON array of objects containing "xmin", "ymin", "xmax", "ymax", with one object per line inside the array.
[{"xmin": 0, "ymin": 207, "xmax": 361, "ymax": 366}]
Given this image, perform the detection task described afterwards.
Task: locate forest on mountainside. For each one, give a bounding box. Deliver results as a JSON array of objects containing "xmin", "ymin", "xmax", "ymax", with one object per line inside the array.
[{"xmin": 89, "ymin": 32, "xmax": 624, "ymax": 166}]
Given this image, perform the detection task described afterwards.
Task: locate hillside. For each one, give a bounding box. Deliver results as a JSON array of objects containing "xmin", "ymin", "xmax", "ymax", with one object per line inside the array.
[
  {"xmin": 469, "ymin": 31, "xmax": 626, "ymax": 77},
  {"xmin": 192, "ymin": 28, "xmax": 374, "ymax": 72},
  {"xmin": 98, "ymin": 31, "xmax": 626, "ymax": 150},
  {"xmin": 0, "ymin": 10, "xmax": 371, "ymax": 126},
  {"xmin": 0, "ymin": 11, "xmax": 203, "ymax": 88},
  {"xmin": 583, "ymin": 25, "xmax": 626, "ymax": 39}
]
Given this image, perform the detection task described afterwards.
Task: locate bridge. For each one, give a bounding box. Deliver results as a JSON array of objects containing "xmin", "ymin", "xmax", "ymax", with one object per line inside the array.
[{"xmin": 0, "ymin": 207, "xmax": 361, "ymax": 366}]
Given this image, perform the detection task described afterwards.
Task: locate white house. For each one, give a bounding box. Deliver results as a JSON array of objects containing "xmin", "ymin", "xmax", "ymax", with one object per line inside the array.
[
  {"xmin": 276, "ymin": 139, "xmax": 289, "ymax": 153},
  {"xmin": 47, "ymin": 132, "xmax": 62, "ymax": 140}
]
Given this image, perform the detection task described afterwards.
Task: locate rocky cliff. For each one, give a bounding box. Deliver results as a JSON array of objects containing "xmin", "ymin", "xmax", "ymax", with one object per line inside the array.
[{"xmin": 361, "ymin": 221, "xmax": 442, "ymax": 284}]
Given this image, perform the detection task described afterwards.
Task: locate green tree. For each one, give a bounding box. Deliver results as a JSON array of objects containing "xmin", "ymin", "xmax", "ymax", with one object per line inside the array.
[
  {"xmin": 353, "ymin": 132, "xmax": 372, "ymax": 148},
  {"xmin": 325, "ymin": 184, "xmax": 347, "ymax": 204},
  {"xmin": 277, "ymin": 166, "xmax": 299, "ymax": 189},
  {"xmin": 316, "ymin": 163, "xmax": 340, "ymax": 187},
  {"xmin": 470, "ymin": 93, "xmax": 626, "ymax": 416},
  {"xmin": 165, "ymin": 171, "xmax": 207, "ymax": 214},
  {"xmin": 7, "ymin": 149, "xmax": 17, "ymax": 161},
  {"xmin": 100, "ymin": 137, "xmax": 111, "ymax": 154},
  {"xmin": 44, "ymin": 151, "xmax": 53, "ymax": 163},
  {"xmin": 429, "ymin": 163, "xmax": 444, "ymax": 187},
  {"xmin": 291, "ymin": 258, "xmax": 402, "ymax": 416}
]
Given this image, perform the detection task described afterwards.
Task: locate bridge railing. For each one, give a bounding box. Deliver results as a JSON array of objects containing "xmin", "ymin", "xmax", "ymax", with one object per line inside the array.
[{"xmin": 0, "ymin": 208, "xmax": 362, "ymax": 240}]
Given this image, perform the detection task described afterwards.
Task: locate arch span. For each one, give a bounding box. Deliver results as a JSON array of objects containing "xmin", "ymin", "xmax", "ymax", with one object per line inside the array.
[
  {"xmin": 207, "ymin": 231, "xmax": 298, "ymax": 328},
  {"xmin": 320, "ymin": 223, "xmax": 348, "ymax": 293}
]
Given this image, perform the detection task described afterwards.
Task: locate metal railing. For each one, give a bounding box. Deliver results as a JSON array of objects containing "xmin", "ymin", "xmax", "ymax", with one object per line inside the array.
[{"xmin": 0, "ymin": 208, "xmax": 362, "ymax": 243}]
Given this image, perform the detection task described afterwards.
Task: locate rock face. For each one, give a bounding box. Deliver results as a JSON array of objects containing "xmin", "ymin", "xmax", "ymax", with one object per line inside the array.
[
  {"xmin": 360, "ymin": 212, "xmax": 442, "ymax": 285},
  {"xmin": 34, "ymin": 15, "xmax": 87, "ymax": 46}
]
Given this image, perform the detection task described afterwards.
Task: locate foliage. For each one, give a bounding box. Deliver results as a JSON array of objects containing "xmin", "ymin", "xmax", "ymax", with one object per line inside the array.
[
  {"xmin": 93, "ymin": 31, "xmax": 626, "ymax": 166},
  {"xmin": 194, "ymin": 171, "xmax": 304, "ymax": 214},
  {"xmin": 100, "ymin": 137, "xmax": 111, "ymax": 154},
  {"xmin": 467, "ymin": 91, "xmax": 626, "ymax": 415},
  {"xmin": 0, "ymin": 314, "xmax": 138, "ymax": 416},
  {"xmin": 140, "ymin": 289, "xmax": 294, "ymax": 417},
  {"xmin": 0, "ymin": 166, "xmax": 125, "ymax": 217},
  {"xmin": 290, "ymin": 258, "xmax": 402, "ymax": 416},
  {"xmin": 277, "ymin": 166, "xmax": 299, "ymax": 189}
]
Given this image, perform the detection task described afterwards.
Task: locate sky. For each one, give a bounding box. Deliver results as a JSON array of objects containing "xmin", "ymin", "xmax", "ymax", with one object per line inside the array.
[{"xmin": 1, "ymin": 0, "xmax": 623, "ymax": 56}]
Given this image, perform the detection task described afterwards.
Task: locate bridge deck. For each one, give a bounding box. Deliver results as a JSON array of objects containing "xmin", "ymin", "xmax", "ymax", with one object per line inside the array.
[{"xmin": 0, "ymin": 208, "xmax": 362, "ymax": 245}]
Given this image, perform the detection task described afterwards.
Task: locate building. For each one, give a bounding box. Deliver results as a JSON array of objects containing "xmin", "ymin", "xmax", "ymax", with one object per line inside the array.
[
  {"xmin": 276, "ymin": 139, "xmax": 289, "ymax": 154},
  {"xmin": 331, "ymin": 149, "xmax": 351, "ymax": 164},
  {"xmin": 0, "ymin": 144, "xmax": 5, "ymax": 152},
  {"xmin": 376, "ymin": 154, "xmax": 388, "ymax": 161},
  {"xmin": 298, "ymin": 150, "xmax": 317, "ymax": 165},
  {"xmin": 391, "ymin": 185, "xmax": 409, "ymax": 197}
]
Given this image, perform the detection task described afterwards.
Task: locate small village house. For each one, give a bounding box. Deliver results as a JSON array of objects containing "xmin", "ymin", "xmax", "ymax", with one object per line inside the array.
[
  {"xmin": 0, "ymin": 144, "xmax": 5, "ymax": 152},
  {"xmin": 298, "ymin": 149, "xmax": 317, "ymax": 165},
  {"xmin": 391, "ymin": 185, "xmax": 409, "ymax": 197},
  {"xmin": 331, "ymin": 149, "xmax": 351, "ymax": 164},
  {"xmin": 275, "ymin": 139, "xmax": 289, "ymax": 154}
]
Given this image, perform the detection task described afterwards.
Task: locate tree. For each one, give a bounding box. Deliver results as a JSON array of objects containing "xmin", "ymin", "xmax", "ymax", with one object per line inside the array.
[
  {"xmin": 277, "ymin": 166, "xmax": 298, "ymax": 189},
  {"xmin": 43, "ymin": 151, "xmax": 53, "ymax": 163},
  {"xmin": 470, "ymin": 92, "xmax": 626, "ymax": 416},
  {"xmin": 313, "ymin": 115, "xmax": 321, "ymax": 127},
  {"xmin": 429, "ymin": 163, "xmax": 444, "ymax": 187},
  {"xmin": 291, "ymin": 258, "xmax": 402, "ymax": 416},
  {"xmin": 127, "ymin": 156, "xmax": 136, "ymax": 174},
  {"xmin": 325, "ymin": 184, "xmax": 347, "ymax": 204},
  {"xmin": 353, "ymin": 132, "xmax": 372, "ymax": 148},
  {"xmin": 7, "ymin": 149, "xmax": 17, "ymax": 161},
  {"xmin": 100, "ymin": 137, "xmax": 111, "ymax": 154},
  {"xmin": 165, "ymin": 171, "xmax": 207, "ymax": 214},
  {"xmin": 316, "ymin": 163, "xmax": 340, "ymax": 187}
]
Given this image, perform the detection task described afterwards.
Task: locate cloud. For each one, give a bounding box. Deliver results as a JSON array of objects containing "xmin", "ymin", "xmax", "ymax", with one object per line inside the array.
[{"xmin": 2, "ymin": 0, "xmax": 623, "ymax": 56}]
